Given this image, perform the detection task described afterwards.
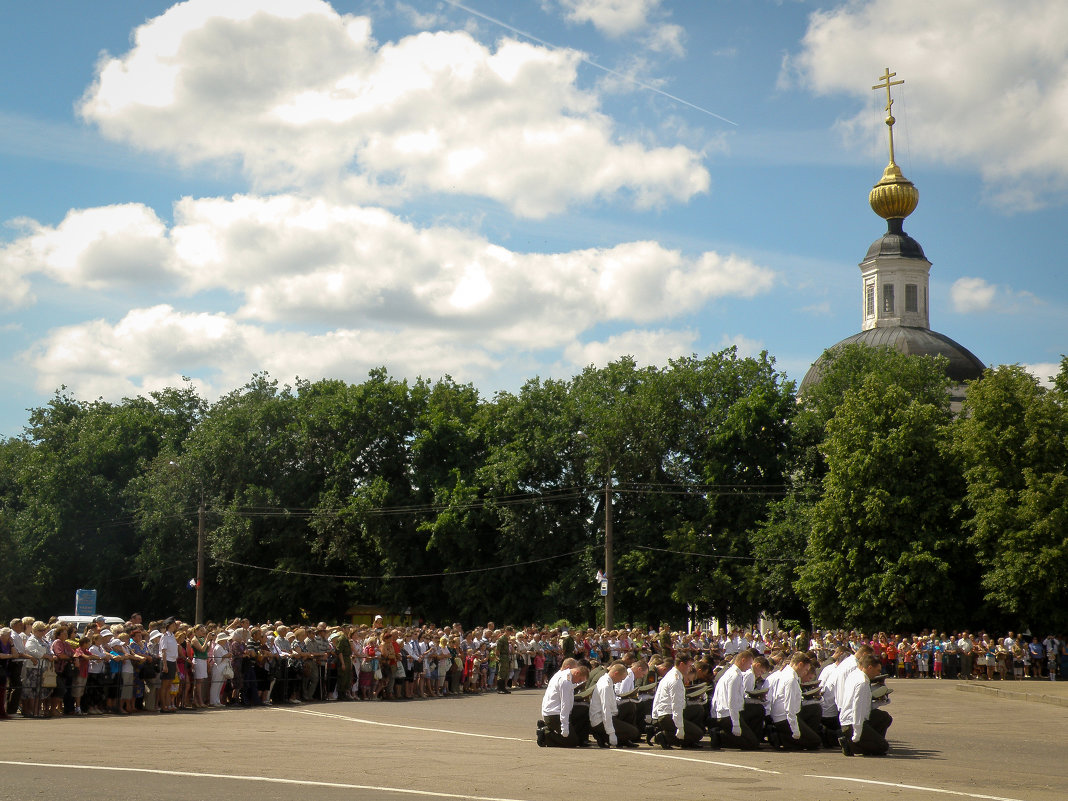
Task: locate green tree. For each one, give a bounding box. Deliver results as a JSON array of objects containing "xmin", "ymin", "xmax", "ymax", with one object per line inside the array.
[
  {"xmin": 954, "ymin": 360, "xmax": 1068, "ymax": 629},
  {"xmin": 662, "ymin": 350, "xmax": 796, "ymax": 630},
  {"xmin": 796, "ymin": 349, "xmax": 971, "ymax": 630}
]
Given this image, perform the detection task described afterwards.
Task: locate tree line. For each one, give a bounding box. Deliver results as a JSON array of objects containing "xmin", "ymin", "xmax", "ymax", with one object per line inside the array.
[{"xmin": 1, "ymin": 348, "xmax": 1065, "ymax": 632}]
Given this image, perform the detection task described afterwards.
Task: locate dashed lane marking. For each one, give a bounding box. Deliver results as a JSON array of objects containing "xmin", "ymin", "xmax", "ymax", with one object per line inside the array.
[{"xmin": 0, "ymin": 760, "xmax": 534, "ymax": 801}]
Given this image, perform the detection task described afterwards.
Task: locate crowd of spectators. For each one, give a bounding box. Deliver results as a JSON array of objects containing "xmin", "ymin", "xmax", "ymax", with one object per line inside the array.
[{"xmin": 1, "ymin": 614, "xmax": 1065, "ymax": 720}]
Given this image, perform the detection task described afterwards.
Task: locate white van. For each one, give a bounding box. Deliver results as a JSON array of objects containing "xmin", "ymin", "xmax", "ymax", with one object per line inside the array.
[{"xmin": 57, "ymin": 615, "xmax": 126, "ymax": 634}]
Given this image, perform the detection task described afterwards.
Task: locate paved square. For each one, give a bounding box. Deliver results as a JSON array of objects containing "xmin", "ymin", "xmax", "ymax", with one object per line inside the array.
[{"xmin": 2, "ymin": 680, "xmax": 1065, "ymax": 801}]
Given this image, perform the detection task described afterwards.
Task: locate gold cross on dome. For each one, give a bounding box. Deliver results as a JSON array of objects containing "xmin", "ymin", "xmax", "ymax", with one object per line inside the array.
[{"xmin": 872, "ymin": 68, "xmax": 904, "ymax": 165}]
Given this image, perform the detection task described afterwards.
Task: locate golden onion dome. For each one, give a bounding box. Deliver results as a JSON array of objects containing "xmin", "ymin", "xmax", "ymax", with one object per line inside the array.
[{"xmin": 869, "ymin": 161, "xmax": 919, "ymax": 220}]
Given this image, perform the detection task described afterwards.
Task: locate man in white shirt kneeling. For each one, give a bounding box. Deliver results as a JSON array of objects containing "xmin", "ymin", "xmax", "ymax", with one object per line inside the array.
[
  {"xmin": 537, "ymin": 659, "xmax": 589, "ymax": 747},
  {"xmin": 590, "ymin": 662, "xmax": 640, "ymax": 748},
  {"xmin": 839, "ymin": 654, "xmax": 892, "ymax": 756}
]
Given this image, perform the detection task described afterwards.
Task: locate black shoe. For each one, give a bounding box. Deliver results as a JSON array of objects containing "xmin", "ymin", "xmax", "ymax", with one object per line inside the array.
[
  {"xmin": 536, "ymin": 719, "xmax": 546, "ymax": 729},
  {"xmin": 839, "ymin": 736, "xmax": 854, "ymax": 757},
  {"xmin": 655, "ymin": 732, "xmax": 673, "ymax": 750},
  {"xmin": 536, "ymin": 728, "xmax": 546, "ymax": 747},
  {"xmin": 645, "ymin": 727, "xmax": 656, "ymax": 746},
  {"xmin": 708, "ymin": 729, "xmax": 721, "ymax": 750},
  {"xmin": 597, "ymin": 738, "xmax": 611, "ymax": 749}
]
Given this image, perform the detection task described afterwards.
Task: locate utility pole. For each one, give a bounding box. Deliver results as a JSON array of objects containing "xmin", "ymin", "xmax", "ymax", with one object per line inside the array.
[
  {"xmin": 604, "ymin": 473, "xmax": 613, "ymax": 630},
  {"xmin": 196, "ymin": 491, "xmax": 205, "ymax": 625}
]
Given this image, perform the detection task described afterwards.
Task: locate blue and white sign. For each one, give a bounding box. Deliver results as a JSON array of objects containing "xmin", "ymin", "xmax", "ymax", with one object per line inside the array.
[
  {"xmin": 75, "ymin": 588, "xmax": 97, "ymax": 616},
  {"xmin": 600, "ymin": 579, "xmax": 608, "ymax": 597}
]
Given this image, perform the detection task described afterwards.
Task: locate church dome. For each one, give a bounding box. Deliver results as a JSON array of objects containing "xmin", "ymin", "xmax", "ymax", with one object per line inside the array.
[
  {"xmin": 863, "ymin": 217, "xmax": 927, "ymax": 262},
  {"xmin": 799, "ymin": 327, "xmax": 986, "ymax": 395},
  {"xmin": 869, "ymin": 162, "xmax": 919, "ymax": 220}
]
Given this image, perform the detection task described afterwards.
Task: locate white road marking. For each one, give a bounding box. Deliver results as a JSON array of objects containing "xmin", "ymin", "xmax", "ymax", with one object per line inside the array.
[
  {"xmin": 275, "ymin": 706, "xmax": 781, "ymax": 775},
  {"xmin": 271, "ymin": 705, "xmax": 528, "ymax": 741},
  {"xmin": 804, "ymin": 774, "xmax": 1028, "ymax": 801},
  {"xmin": 615, "ymin": 748, "xmax": 782, "ymax": 774},
  {"xmin": 0, "ymin": 760, "xmax": 533, "ymax": 801}
]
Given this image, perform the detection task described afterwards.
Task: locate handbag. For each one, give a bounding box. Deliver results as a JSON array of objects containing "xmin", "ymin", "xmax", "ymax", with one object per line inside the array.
[
  {"xmin": 40, "ymin": 663, "xmax": 57, "ymax": 688},
  {"xmin": 222, "ymin": 662, "xmax": 235, "ymax": 680}
]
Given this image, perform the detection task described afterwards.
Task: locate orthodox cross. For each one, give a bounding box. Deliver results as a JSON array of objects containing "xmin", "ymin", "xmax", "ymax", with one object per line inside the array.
[{"xmin": 872, "ymin": 67, "xmax": 905, "ymax": 165}]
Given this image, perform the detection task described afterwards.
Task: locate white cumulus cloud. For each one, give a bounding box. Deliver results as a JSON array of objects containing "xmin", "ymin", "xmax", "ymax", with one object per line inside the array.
[
  {"xmin": 564, "ymin": 328, "xmax": 698, "ymax": 369},
  {"xmin": 786, "ymin": 0, "xmax": 1068, "ymax": 208},
  {"xmin": 950, "ymin": 277, "xmax": 997, "ymax": 313},
  {"xmin": 0, "ymin": 204, "xmax": 174, "ymax": 294},
  {"xmin": 556, "ymin": 0, "xmax": 684, "ymax": 54},
  {"xmin": 78, "ymin": 0, "xmax": 707, "ymax": 217},
  {"xmin": 13, "ymin": 193, "xmax": 776, "ymax": 403},
  {"xmin": 27, "ymin": 304, "xmax": 500, "ymax": 403},
  {"xmin": 1022, "ymin": 362, "xmax": 1062, "ymax": 388}
]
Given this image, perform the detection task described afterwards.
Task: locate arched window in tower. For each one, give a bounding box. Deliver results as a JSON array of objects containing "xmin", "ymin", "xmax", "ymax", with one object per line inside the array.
[
  {"xmin": 883, "ymin": 284, "xmax": 895, "ymax": 314},
  {"xmin": 865, "ymin": 280, "xmax": 876, "ymax": 318},
  {"xmin": 905, "ymin": 283, "xmax": 918, "ymax": 313}
]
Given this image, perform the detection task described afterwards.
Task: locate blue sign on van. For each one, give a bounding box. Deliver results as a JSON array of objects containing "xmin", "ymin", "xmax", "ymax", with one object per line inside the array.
[{"xmin": 75, "ymin": 589, "xmax": 97, "ymax": 616}]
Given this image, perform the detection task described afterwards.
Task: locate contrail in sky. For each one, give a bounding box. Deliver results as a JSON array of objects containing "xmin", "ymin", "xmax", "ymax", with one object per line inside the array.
[{"xmin": 440, "ymin": 0, "xmax": 738, "ymax": 126}]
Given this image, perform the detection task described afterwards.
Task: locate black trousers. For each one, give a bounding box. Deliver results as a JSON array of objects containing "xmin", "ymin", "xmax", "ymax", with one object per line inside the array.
[
  {"xmin": 656, "ymin": 714, "xmax": 704, "ymax": 746},
  {"xmin": 543, "ymin": 713, "xmax": 583, "ymax": 747},
  {"xmin": 869, "ymin": 707, "xmax": 892, "ymax": 736},
  {"xmin": 592, "ymin": 715, "xmax": 640, "ymax": 746},
  {"xmin": 5, "ymin": 665, "xmax": 23, "ymax": 714},
  {"xmin": 741, "ymin": 702, "xmax": 766, "ymax": 736},
  {"xmin": 772, "ymin": 717, "xmax": 821, "ymax": 750},
  {"xmin": 842, "ymin": 720, "xmax": 889, "ymax": 755},
  {"xmin": 684, "ymin": 700, "xmax": 709, "ymax": 730},
  {"xmin": 712, "ymin": 716, "xmax": 759, "ymax": 750}
]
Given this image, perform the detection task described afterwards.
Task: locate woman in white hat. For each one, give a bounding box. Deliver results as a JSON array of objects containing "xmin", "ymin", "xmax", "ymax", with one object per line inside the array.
[{"xmin": 208, "ymin": 632, "xmax": 232, "ymax": 707}]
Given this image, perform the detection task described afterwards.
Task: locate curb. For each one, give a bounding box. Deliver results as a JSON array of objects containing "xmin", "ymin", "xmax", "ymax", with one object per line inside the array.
[{"xmin": 955, "ymin": 681, "xmax": 1068, "ymax": 708}]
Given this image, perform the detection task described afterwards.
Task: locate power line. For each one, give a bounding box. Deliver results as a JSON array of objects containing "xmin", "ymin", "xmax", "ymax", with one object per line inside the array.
[
  {"xmin": 634, "ymin": 545, "xmax": 802, "ymax": 564},
  {"xmin": 214, "ymin": 547, "xmax": 591, "ymax": 580}
]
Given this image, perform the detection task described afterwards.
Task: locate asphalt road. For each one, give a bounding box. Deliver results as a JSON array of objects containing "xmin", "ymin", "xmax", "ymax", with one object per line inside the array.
[{"xmin": 1, "ymin": 680, "xmax": 1065, "ymax": 801}]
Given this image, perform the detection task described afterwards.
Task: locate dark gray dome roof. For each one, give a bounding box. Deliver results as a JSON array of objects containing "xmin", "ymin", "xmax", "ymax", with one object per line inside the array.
[
  {"xmin": 800, "ymin": 326, "xmax": 985, "ymax": 395},
  {"xmin": 863, "ymin": 218, "xmax": 927, "ymax": 262}
]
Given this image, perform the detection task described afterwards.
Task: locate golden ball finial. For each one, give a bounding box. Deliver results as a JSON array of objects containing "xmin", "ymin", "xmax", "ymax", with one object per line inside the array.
[{"xmin": 869, "ymin": 162, "xmax": 919, "ymax": 220}]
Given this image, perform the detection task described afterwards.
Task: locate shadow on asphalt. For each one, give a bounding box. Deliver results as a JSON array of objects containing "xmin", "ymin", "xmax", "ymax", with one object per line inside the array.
[{"xmin": 885, "ymin": 744, "xmax": 944, "ymax": 760}]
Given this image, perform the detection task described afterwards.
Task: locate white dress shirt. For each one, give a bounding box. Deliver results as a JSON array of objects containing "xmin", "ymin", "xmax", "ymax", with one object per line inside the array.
[
  {"xmin": 838, "ymin": 668, "xmax": 872, "ymax": 742},
  {"xmin": 541, "ymin": 668, "xmax": 577, "ymax": 736},
  {"xmin": 769, "ymin": 665, "xmax": 802, "ymax": 737},
  {"xmin": 818, "ymin": 659, "xmax": 840, "ymax": 716},
  {"xmin": 614, "ymin": 669, "xmax": 635, "ymax": 697},
  {"xmin": 651, "ymin": 666, "xmax": 686, "ymax": 732},
  {"xmin": 711, "ymin": 663, "xmax": 745, "ymax": 729},
  {"xmin": 589, "ymin": 672, "xmax": 620, "ymax": 743},
  {"xmin": 833, "ymin": 653, "xmax": 858, "ymax": 712}
]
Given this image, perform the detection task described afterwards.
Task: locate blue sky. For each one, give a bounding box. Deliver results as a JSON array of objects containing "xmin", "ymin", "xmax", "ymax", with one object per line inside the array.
[{"xmin": 1, "ymin": 0, "xmax": 1065, "ymax": 438}]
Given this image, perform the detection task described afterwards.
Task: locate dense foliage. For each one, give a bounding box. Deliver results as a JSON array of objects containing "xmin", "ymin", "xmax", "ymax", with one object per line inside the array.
[{"xmin": 1, "ymin": 349, "xmax": 1065, "ymax": 633}]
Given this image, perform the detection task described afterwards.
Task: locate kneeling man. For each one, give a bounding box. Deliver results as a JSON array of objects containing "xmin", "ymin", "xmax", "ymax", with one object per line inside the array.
[
  {"xmin": 839, "ymin": 654, "xmax": 892, "ymax": 756},
  {"xmin": 537, "ymin": 659, "xmax": 589, "ymax": 747},
  {"xmin": 591, "ymin": 662, "xmax": 640, "ymax": 748}
]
